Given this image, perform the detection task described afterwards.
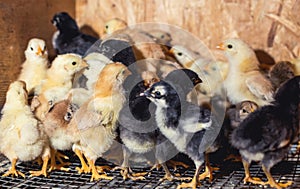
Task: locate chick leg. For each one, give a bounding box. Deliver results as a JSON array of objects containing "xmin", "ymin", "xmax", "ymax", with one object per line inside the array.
[
  {"xmin": 87, "ymin": 157, "xmax": 113, "ymax": 182},
  {"xmin": 48, "ymin": 148, "xmax": 69, "ymax": 172},
  {"xmin": 262, "ymin": 165, "xmax": 293, "ymax": 189},
  {"xmin": 74, "ymin": 149, "xmax": 90, "ymax": 174},
  {"xmin": 29, "ymin": 155, "xmax": 49, "ymax": 177},
  {"xmin": 242, "ymin": 159, "xmax": 264, "ymax": 185},
  {"xmin": 113, "ymin": 147, "xmax": 147, "ymax": 180},
  {"xmin": 160, "ymin": 162, "xmax": 191, "ymax": 182},
  {"xmin": 198, "ymin": 154, "xmax": 219, "ymax": 182},
  {"xmin": 177, "ymin": 165, "xmax": 201, "ymax": 189},
  {"xmin": 2, "ymin": 158, "xmax": 25, "ymax": 178}
]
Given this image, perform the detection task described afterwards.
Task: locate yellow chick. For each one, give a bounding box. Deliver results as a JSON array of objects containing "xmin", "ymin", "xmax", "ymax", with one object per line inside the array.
[
  {"xmin": 104, "ymin": 18, "xmax": 128, "ymax": 35},
  {"xmin": 290, "ymin": 58, "xmax": 300, "ymax": 76},
  {"xmin": 33, "ymin": 53, "xmax": 88, "ymax": 121},
  {"xmin": 18, "ymin": 38, "xmax": 49, "ymax": 95},
  {"xmin": 217, "ymin": 38, "xmax": 274, "ymax": 106},
  {"xmin": 0, "ymin": 81, "xmax": 50, "ymax": 178},
  {"xmin": 68, "ymin": 62, "xmax": 130, "ymax": 181}
]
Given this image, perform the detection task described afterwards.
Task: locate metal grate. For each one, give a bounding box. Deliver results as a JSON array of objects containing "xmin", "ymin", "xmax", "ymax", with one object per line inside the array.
[{"xmin": 0, "ymin": 144, "xmax": 299, "ymax": 188}]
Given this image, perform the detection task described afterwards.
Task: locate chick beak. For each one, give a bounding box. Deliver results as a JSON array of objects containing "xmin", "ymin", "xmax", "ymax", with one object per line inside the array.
[
  {"xmin": 216, "ymin": 42, "xmax": 225, "ymax": 50},
  {"xmin": 140, "ymin": 88, "xmax": 151, "ymax": 97},
  {"xmin": 82, "ymin": 61, "xmax": 89, "ymax": 68},
  {"xmin": 169, "ymin": 48, "xmax": 174, "ymax": 55},
  {"xmin": 36, "ymin": 46, "xmax": 43, "ymax": 56},
  {"xmin": 194, "ymin": 78, "xmax": 202, "ymax": 85}
]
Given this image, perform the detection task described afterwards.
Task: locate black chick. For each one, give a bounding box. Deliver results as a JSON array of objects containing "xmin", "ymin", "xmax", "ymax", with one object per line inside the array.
[
  {"xmin": 143, "ymin": 80, "xmax": 221, "ymax": 188},
  {"xmin": 51, "ymin": 12, "xmax": 99, "ymax": 56},
  {"xmin": 269, "ymin": 61, "xmax": 295, "ymax": 91},
  {"xmin": 231, "ymin": 76, "xmax": 300, "ymax": 189},
  {"xmin": 117, "ymin": 69, "xmax": 202, "ymax": 181}
]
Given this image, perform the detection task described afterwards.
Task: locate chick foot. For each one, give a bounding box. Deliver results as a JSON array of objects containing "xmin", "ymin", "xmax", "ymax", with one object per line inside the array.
[
  {"xmin": 176, "ymin": 176, "xmax": 199, "ymax": 189},
  {"xmin": 243, "ymin": 176, "xmax": 265, "ymax": 185},
  {"xmin": 113, "ymin": 166, "xmax": 147, "ymax": 180},
  {"xmin": 3, "ymin": 159, "xmax": 25, "ymax": 178},
  {"xmin": 262, "ymin": 165, "xmax": 293, "ymax": 189},
  {"xmin": 88, "ymin": 158, "xmax": 113, "ymax": 182},
  {"xmin": 96, "ymin": 165, "xmax": 112, "ymax": 173},
  {"xmin": 48, "ymin": 149, "xmax": 70, "ymax": 172},
  {"xmin": 29, "ymin": 156, "xmax": 49, "ymax": 177},
  {"xmin": 167, "ymin": 160, "xmax": 189, "ymax": 170},
  {"xmin": 198, "ymin": 165, "xmax": 219, "ymax": 182},
  {"xmin": 159, "ymin": 163, "xmax": 191, "ymax": 182}
]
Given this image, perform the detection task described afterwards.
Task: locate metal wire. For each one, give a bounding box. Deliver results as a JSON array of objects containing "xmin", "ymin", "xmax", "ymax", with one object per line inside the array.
[{"xmin": 0, "ymin": 144, "xmax": 299, "ymax": 188}]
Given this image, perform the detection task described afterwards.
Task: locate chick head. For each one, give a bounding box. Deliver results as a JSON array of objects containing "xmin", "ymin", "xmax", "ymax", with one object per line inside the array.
[
  {"xmin": 238, "ymin": 101, "xmax": 258, "ymax": 121},
  {"xmin": 25, "ymin": 38, "xmax": 48, "ymax": 59},
  {"xmin": 170, "ymin": 45, "xmax": 197, "ymax": 68},
  {"xmin": 51, "ymin": 12, "xmax": 78, "ymax": 31},
  {"xmin": 148, "ymin": 30, "xmax": 172, "ymax": 45},
  {"xmin": 104, "ymin": 18, "xmax": 128, "ymax": 35},
  {"xmin": 217, "ymin": 38, "xmax": 256, "ymax": 66},
  {"xmin": 6, "ymin": 80, "xmax": 28, "ymax": 105},
  {"xmin": 52, "ymin": 53, "xmax": 89, "ymax": 76}
]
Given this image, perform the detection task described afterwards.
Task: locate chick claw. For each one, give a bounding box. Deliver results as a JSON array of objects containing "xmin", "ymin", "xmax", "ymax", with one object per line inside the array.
[
  {"xmin": 160, "ymin": 173, "xmax": 191, "ymax": 182},
  {"xmin": 2, "ymin": 169, "xmax": 25, "ymax": 178},
  {"xmin": 76, "ymin": 163, "xmax": 90, "ymax": 174},
  {"xmin": 113, "ymin": 166, "xmax": 146, "ymax": 181},
  {"xmin": 198, "ymin": 166, "xmax": 219, "ymax": 182},
  {"xmin": 96, "ymin": 165, "xmax": 112, "ymax": 173},
  {"xmin": 267, "ymin": 181, "xmax": 293, "ymax": 189}
]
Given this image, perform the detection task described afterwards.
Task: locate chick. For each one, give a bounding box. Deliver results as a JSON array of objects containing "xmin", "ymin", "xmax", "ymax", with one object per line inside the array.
[
  {"xmin": 104, "ymin": 18, "xmax": 128, "ymax": 35},
  {"xmin": 51, "ymin": 12, "xmax": 99, "ymax": 56},
  {"xmin": 42, "ymin": 96, "xmax": 78, "ymax": 171},
  {"xmin": 148, "ymin": 30, "xmax": 172, "ymax": 47},
  {"xmin": 227, "ymin": 101, "xmax": 259, "ymax": 129},
  {"xmin": 290, "ymin": 58, "xmax": 300, "ymax": 75},
  {"xmin": 18, "ymin": 38, "xmax": 49, "ymax": 95},
  {"xmin": 33, "ymin": 53, "xmax": 88, "ymax": 121},
  {"xmin": 231, "ymin": 76, "xmax": 300, "ymax": 189},
  {"xmin": 0, "ymin": 81, "xmax": 50, "ymax": 178},
  {"xmin": 217, "ymin": 38, "xmax": 274, "ymax": 106},
  {"xmin": 269, "ymin": 61, "xmax": 295, "ymax": 90},
  {"xmin": 143, "ymin": 80, "xmax": 222, "ymax": 189},
  {"xmin": 117, "ymin": 69, "xmax": 201, "ymax": 181},
  {"xmin": 170, "ymin": 45, "xmax": 227, "ymax": 98},
  {"xmin": 68, "ymin": 63, "xmax": 130, "ymax": 181}
]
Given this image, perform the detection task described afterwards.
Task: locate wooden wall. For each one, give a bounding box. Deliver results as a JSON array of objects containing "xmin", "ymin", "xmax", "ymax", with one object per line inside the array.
[
  {"xmin": 0, "ymin": 0, "xmax": 75, "ymax": 107},
  {"xmin": 76, "ymin": 0, "xmax": 300, "ymax": 62}
]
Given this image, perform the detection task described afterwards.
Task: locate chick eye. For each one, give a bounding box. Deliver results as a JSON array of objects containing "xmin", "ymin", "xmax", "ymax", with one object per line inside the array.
[
  {"xmin": 30, "ymin": 47, "xmax": 34, "ymax": 51},
  {"xmin": 72, "ymin": 61, "xmax": 77, "ymax": 66},
  {"xmin": 154, "ymin": 91, "xmax": 161, "ymax": 96},
  {"xmin": 105, "ymin": 25, "xmax": 108, "ymax": 29},
  {"xmin": 242, "ymin": 109, "xmax": 247, "ymax": 113},
  {"xmin": 161, "ymin": 35, "xmax": 165, "ymax": 39},
  {"xmin": 177, "ymin": 52, "xmax": 182, "ymax": 56},
  {"xmin": 227, "ymin": 44, "xmax": 233, "ymax": 49}
]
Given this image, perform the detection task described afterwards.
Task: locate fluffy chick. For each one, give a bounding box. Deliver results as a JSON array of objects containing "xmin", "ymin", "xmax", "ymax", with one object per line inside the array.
[
  {"xmin": 43, "ymin": 97, "xmax": 78, "ymax": 171},
  {"xmin": 104, "ymin": 18, "xmax": 128, "ymax": 35},
  {"xmin": 231, "ymin": 76, "xmax": 300, "ymax": 189},
  {"xmin": 51, "ymin": 12, "xmax": 99, "ymax": 56},
  {"xmin": 217, "ymin": 38, "xmax": 274, "ymax": 106},
  {"xmin": 0, "ymin": 81, "xmax": 50, "ymax": 178},
  {"xmin": 68, "ymin": 63, "xmax": 130, "ymax": 181},
  {"xmin": 33, "ymin": 53, "xmax": 88, "ymax": 121},
  {"xmin": 18, "ymin": 38, "xmax": 49, "ymax": 95},
  {"xmin": 170, "ymin": 45, "xmax": 227, "ymax": 98},
  {"xmin": 269, "ymin": 61, "xmax": 295, "ymax": 90},
  {"xmin": 143, "ymin": 80, "xmax": 220, "ymax": 189},
  {"xmin": 117, "ymin": 69, "xmax": 201, "ymax": 181}
]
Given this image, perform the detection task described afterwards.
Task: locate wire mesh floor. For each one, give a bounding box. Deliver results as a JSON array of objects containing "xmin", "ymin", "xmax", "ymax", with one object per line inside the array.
[{"xmin": 0, "ymin": 144, "xmax": 299, "ymax": 188}]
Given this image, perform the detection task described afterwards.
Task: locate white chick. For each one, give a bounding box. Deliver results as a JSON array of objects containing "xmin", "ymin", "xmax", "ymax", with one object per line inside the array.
[
  {"xmin": 217, "ymin": 38, "xmax": 274, "ymax": 106},
  {"xmin": 33, "ymin": 53, "xmax": 88, "ymax": 121},
  {"xmin": 104, "ymin": 18, "xmax": 128, "ymax": 35},
  {"xmin": 0, "ymin": 81, "xmax": 50, "ymax": 178},
  {"xmin": 18, "ymin": 38, "xmax": 49, "ymax": 95}
]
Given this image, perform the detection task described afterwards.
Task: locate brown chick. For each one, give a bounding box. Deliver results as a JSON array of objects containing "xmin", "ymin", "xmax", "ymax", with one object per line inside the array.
[
  {"xmin": 217, "ymin": 38, "xmax": 274, "ymax": 106},
  {"xmin": 18, "ymin": 38, "xmax": 49, "ymax": 95},
  {"xmin": 68, "ymin": 62, "xmax": 131, "ymax": 181},
  {"xmin": 42, "ymin": 96, "xmax": 78, "ymax": 172},
  {"xmin": 269, "ymin": 61, "xmax": 295, "ymax": 90},
  {"xmin": 0, "ymin": 81, "xmax": 50, "ymax": 178},
  {"xmin": 33, "ymin": 53, "xmax": 88, "ymax": 121}
]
